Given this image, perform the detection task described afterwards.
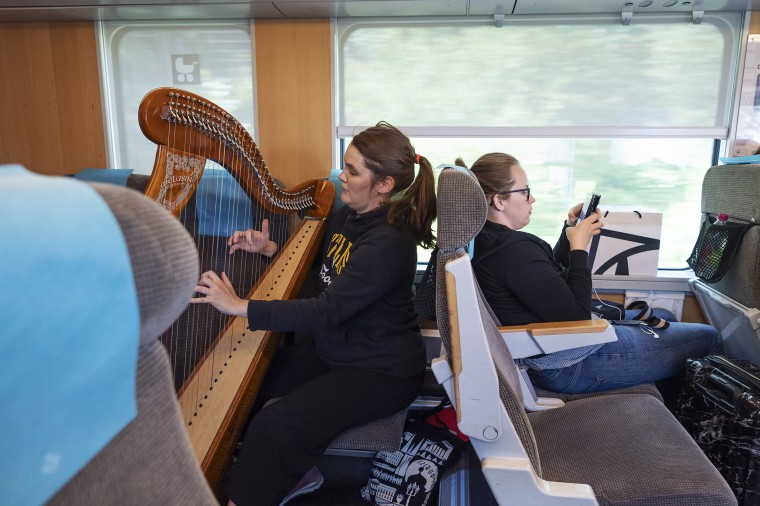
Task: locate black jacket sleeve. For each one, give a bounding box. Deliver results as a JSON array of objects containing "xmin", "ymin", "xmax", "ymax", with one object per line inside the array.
[
  {"xmin": 501, "ymin": 241, "xmax": 592, "ymax": 322},
  {"xmin": 246, "ymin": 229, "xmax": 413, "ymax": 333},
  {"xmin": 552, "ymin": 222, "xmax": 572, "ymax": 269}
]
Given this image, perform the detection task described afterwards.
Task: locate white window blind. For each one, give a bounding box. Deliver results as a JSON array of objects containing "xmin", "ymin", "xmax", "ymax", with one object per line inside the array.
[
  {"xmin": 99, "ymin": 21, "xmax": 255, "ymax": 173},
  {"xmin": 338, "ymin": 13, "xmax": 740, "ymax": 136}
]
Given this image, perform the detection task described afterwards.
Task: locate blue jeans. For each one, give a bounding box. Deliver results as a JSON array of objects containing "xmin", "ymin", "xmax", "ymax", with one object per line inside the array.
[{"xmin": 528, "ymin": 309, "xmax": 724, "ymax": 394}]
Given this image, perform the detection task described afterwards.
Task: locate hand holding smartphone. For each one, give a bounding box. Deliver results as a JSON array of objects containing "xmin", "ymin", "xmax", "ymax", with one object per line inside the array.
[{"xmin": 578, "ymin": 192, "xmax": 601, "ymax": 221}]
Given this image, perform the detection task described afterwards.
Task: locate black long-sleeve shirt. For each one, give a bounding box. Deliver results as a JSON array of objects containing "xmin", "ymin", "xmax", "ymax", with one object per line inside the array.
[
  {"xmin": 472, "ymin": 220, "xmax": 592, "ymax": 326},
  {"xmin": 246, "ymin": 205, "xmax": 426, "ymax": 378}
]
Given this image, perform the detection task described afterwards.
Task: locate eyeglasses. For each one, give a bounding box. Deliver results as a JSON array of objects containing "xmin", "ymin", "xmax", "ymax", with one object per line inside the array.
[{"xmin": 495, "ymin": 186, "xmax": 531, "ymax": 203}]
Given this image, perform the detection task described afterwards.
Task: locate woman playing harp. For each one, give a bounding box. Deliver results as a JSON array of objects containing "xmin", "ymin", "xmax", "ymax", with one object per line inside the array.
[
  {"xmin": 192, "ymin": 122, "xmax": 437, "ymax": 506},
  {"xmin": 138, "ymin": 87, "xmax": 335, "ymax": 489}
]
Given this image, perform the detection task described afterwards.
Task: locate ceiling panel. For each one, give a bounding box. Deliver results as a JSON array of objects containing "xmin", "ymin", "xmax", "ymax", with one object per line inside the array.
[
  {"xmin": 273, "ymin": 0, "xmax": 467, "ymax": 18},
  {"xmin": 0, "ymin": 0, "xmax": 753, "ymax": 22},
  {"xmin": 512, "ymin": 0, "xmax": 747, "ymax": 15},
  {"xmin": 0, "ymin": 0, "xmax": 274, "ymax": 5},
  {"xmin": 0, "ymin": 2, "xmax": 284, "ymax": 21},
  {"xmin": 467, "ymin": 0, "xmax": 516, "ymax": 15}
]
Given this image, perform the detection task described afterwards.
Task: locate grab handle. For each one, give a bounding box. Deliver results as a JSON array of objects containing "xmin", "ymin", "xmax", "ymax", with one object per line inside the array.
[
  {"xmin": 693, "ymin": 374, "xmax": 739, "ymax": 414},
  {"xmin": 707, "ymin": 373, "xmax": 743, "ymax": 402}
]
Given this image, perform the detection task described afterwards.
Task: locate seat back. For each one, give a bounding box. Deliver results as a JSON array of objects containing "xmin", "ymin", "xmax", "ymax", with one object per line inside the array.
[
  {"xmin": 697, "ymin": 164, "xmax": 760, "ymax": 308},
  {"xmin": 433, "ymin": 166, "xmax": 544, "ymax": 476},
  {"xmin": 49, "ymin": 182, "xmax": 218, "ymax": 505},
  {"xmin": 691, "ymin": 164, "xmax": 760, "ymax": 365}
]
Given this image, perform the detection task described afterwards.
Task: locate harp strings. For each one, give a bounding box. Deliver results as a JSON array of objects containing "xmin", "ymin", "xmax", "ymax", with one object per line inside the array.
[
  {"xmin": 151, "ymin": 90, "xmax": 313, "ymax": 425},
  {"xmin": 195, "ymin": 102, "xmax": 242, "ymax": 413},
  {"xmin": 166, "ymin": 91, "xmax": 185, "ymax": 394},
  {"xmin": 164, "ymin": 94, "xmax": 273, "ymax": 420}
]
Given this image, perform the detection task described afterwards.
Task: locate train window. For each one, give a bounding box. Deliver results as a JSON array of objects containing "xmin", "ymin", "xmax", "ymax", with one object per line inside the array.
[
  {"xmin": 413, "ymin": 137, "xmax": 713, "ymax": 269},
  {"xmin": 337, "ymin": 14, "xmax": 739, "ymax": 131},
  {"xmin": 336, "ymin": 14, "xmax": 741, "ymax": 270},
  {"xmin": 98, "ymin": 21, "xmax": 255, "ymax": 174}
]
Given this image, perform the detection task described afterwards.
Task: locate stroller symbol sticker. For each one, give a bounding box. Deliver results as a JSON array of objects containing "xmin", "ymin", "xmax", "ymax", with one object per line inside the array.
[{"xmin": 172, "ymin": 54, "xmax": 200, "ymax": 84}]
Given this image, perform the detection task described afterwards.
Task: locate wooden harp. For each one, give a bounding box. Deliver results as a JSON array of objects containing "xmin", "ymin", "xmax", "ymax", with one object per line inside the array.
[{"xmin": 137, "ymin": 88, "xmax": 334, "ymax": 489}]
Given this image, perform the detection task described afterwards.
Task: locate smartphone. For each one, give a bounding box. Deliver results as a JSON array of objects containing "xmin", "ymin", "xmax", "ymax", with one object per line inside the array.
[{"xmin": 578, "ymin": 192, "xmax": 601, "ymax": 220}]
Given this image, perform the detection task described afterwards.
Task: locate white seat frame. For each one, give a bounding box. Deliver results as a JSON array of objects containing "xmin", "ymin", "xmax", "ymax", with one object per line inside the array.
[
  {"xmin": 434, "ymin": 254, "xmax": 617, "ymax": 412},
  {"xmin": 432, "ymin": 255, "xmax": 607, "ymax": 505},
  {"xmin": 691, "ymin": 278, "xmax": 760, "ymax": 366}
]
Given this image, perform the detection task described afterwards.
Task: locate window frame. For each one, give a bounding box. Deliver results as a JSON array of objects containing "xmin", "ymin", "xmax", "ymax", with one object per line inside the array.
[
  {"xmin": 97, "ymin": 19, "xmax": 257, "ymax": 173},
  {"xmin": 333, "ymin": 13, "xmax": 744, "ymax": 273}
]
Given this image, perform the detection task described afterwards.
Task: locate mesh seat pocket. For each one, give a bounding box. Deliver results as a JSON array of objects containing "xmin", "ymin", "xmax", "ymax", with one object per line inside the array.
[{"xmin": 687, "ymin": 216, "xmax": 754, "ymax": 283}]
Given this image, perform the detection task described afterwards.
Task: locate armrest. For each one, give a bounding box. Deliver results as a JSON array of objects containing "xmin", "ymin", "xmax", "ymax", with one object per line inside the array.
[{"xmin": 498, "ymin": 318, "xmax": 617, "ymax": 358}]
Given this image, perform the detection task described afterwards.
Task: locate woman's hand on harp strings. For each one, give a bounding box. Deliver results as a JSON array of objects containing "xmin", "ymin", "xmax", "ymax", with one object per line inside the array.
[
  {"xmin": 228, "ymin": 219, "xmax": 279, "ymax": 258},
  {"xmin": 190, "ymin": 270, "xmax": 249, "ymax": 317}
]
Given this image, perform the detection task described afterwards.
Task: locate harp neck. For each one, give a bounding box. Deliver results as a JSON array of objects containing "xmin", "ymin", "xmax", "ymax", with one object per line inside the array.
[{"xmin": 138, "ymin": 87, "xmax": 332, "ymax": 218}]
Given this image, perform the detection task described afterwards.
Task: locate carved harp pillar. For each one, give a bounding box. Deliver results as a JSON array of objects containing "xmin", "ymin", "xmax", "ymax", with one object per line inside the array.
[{"xmin": 137, "ymin": 88, "xmax": 334, "ymax": 489}]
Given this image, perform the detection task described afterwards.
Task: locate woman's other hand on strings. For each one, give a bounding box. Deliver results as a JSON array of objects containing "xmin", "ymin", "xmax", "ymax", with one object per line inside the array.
[
  {"xmin": 228, "ymin": 218, "xmax": 279, "ymax": 257},
  {"xmin": 191, "ymin": 271, "xmax": 248, "ymax": 317},
  {"xmin": 566, "ymin": 208, "xmax": 604, "ymax": 251}
]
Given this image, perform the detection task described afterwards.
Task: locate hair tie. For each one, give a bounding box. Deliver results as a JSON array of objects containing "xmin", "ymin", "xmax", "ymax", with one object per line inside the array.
[{"xmin": 415, "ymin": 153, "xmax": 421, "ymax": 164}]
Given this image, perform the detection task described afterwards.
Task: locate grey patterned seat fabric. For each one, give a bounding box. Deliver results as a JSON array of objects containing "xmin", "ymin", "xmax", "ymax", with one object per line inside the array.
[
  {"xmin": 325, "ymin": 408, "xmax": 407, "ymax": 455},
  {"xmin": 49, "ymin": 183, "xmax": 218, "ymax": 506},
  {"xmin": 697, "ymin": 164, "xmax": 760, "ymax": 309},
  {"xmin": 433, "ymin": 166, "xmax": 737, "ymax": 505},
  {"xmin": 533, "ymin": 382, "xmax": 663, "ymax": 403},
  {"xmin": 690, "ymin": 164, "xmax": 760, "ymax": 366}
]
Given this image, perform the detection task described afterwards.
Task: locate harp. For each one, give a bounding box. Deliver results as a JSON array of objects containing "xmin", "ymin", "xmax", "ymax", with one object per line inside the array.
[{"xmin": 137, "ymin": 88, "xmax": 334, "ymax": 489}]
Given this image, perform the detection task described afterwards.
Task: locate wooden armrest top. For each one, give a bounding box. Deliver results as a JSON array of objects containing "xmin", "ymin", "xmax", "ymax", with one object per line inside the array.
[{"xmin": 498, "ymin": 318, "xmax": 609, "ymax": 336}]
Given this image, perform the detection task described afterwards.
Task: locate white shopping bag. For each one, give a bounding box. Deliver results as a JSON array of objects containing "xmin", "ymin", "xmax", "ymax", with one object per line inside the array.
[{"xmin": 588, "ymin": 211, "xmax": 663, "ymax": 276}]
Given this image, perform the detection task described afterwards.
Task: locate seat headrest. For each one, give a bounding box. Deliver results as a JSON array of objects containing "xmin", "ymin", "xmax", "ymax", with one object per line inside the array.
[
  {"xmin": 436, "ymin": 166, "xmax": 488, "ymax": 251},
  {"xmin": 703, "ymin": 164, "xmax": 760, "ymax": 222},
  {"xmin": 90, "ymin": 183, "xmax": 199, "ymax": 345},
  {"xmin": 0, "ymin": 167, "xmax": 173, "ymax": 505}
]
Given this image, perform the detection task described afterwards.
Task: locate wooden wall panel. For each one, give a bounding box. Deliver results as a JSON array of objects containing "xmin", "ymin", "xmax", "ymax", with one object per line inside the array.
[
  {"xmin": 682, "ymin": 296, "xmax": 707, "ymax": 324},
  {"xmin": 253, "ymin": 19, "xmax": 332, "ymax": 188},
  {"xmin": 751, "ymin": 10, "xmax": 760, "ymax": 34},
  {"xmin": 0, "ymin": 22, "xmax": 106, "ymax": 175},
  {"xmin": 594, "ymin": 292, "xmax": 706, "ymax": 323}
]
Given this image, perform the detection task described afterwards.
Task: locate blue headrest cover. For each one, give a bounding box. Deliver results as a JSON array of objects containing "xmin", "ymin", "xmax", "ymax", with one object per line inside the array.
[{"xmin": 0, "ymin": 165, "xmax": 140, "ymax": 506}]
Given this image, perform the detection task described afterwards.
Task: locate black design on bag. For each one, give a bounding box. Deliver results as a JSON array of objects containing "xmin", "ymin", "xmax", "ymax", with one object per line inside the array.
[
  {"xmin": 361, "ymin": 419, "xmax": 465, "ymax": 506},
  {"xmin": 588, "ymin": 228, "xmax": 660, "ymax": 275}
]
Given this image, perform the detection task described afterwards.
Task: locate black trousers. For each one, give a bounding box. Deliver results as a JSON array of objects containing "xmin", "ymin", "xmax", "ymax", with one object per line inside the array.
[{"xmin": 226, "ymin": 339, "xmax": 423, "ymax": 506}]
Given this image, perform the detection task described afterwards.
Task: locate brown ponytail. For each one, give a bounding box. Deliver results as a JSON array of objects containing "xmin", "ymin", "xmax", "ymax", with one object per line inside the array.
[{"xmin": 350, "ymin": 122, "xmax": 437, "ymax": 248}]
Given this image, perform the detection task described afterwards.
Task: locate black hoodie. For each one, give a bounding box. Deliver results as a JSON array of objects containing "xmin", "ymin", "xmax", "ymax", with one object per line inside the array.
[
  {"xmin": 246, "ymin": 204, "xmax": 426, "ymax": 378},
  {"xmin": 472, "ymin": 220, "xmax": 592, "ymax": 326}
]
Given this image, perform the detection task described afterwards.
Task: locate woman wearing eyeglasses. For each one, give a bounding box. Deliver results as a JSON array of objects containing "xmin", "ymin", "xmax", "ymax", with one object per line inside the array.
[{"xmin": 458, "ymin": 152, "xmax": 722, "ymax": 396}]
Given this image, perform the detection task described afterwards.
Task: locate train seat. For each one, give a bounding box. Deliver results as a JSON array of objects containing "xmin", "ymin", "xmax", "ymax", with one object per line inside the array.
[
  {"xmin": 430, "ymin": 165, "xmax": 736, "ymax": 505},
  {"xmin": 426, "ymin": 165, "xmax": 661, "ymax": 410},
  {"xmin": 8, "ymin": 175, "xmax": 218, "ymax": 505},
  {"xmin": 689, "ymin": 163, "xmax": 760, "ymax": 366}
]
